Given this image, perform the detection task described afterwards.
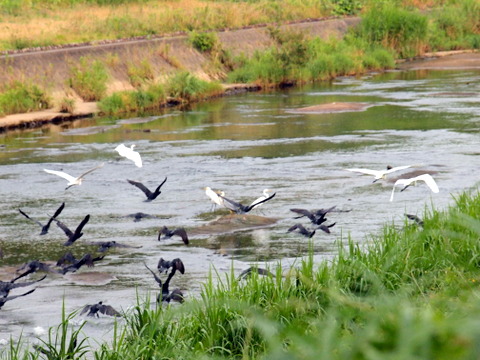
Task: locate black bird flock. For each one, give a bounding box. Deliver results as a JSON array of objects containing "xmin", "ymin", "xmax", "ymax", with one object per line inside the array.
[{"xmin": 3, "ymin": 144, "xmax": 434, "ymax": 325}]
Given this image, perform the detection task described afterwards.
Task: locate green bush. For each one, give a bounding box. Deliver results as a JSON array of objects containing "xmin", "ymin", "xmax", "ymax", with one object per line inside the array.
[
  {"xmin": 167, "ymin": 71, "xmax": 223, "ymax": 102},
  {"xmin": 68, "ymin": 57, "xmax": 109, "ymax": 101},
  {"xmin": 358, "ymin": 4, "xmax": 428, "ymax": 58},
  {"xmin": 98, "ymin": 83, "xmax": 165, "ymax": 115},
  {"xmin": 0, "ymin": 81, "xmax": 51, "ymax": 116},
  {"xmin": 189, "ymin": 31, "xmax": 218, "ymax": 52},
  {"xmin": 127, "ymin": 59, "xmax": 155, "ymax": 88}
]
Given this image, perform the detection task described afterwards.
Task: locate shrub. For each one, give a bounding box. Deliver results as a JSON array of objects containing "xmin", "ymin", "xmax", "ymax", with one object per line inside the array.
[
  {"xmin": 167, "ymin": 71, "xmax": 223, "ymax": 102},
  {"xmin": 127, "ymin": 59, "xmax": 155, "ymax": 88},
  {"xmin": 358, "ymin": 4, "xmax": 428, "ymax": 58},
  {"xmin": 189, "ymin": 31, "xmax": 218, "ymax": 52},
  {"xmin": 58, "ymin": 97, "xmax": 76, "ymax": 113},
  {"xmin": 68, "ymin": 57, "xmax": 109, "ymax": 101},
  {"xmin": 0, "ymin": 81, "xmax": 51, "ymax": 116}
]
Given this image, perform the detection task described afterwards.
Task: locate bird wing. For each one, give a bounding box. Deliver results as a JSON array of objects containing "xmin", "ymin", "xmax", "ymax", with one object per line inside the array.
[
  {"xmin": 80, "ymin": 304, "xmax": 93, "ymax": 316},
  {"xmin": 55, "ymin": 220, "xmax": 74, "ymax": 238},
  {"xmin": 246, "ymin": 192, "xmax": 276, "ymax": 212},
  {"xmin": 18, "ymin": 209, "xmax": 43, "ymax": 227},
  {"xmin": 153, "ymin": 177, "xmax": 168, "ymax": 194},
  {"xmin": 44, "ymin": 169, "xmax": 77, "ymax": 183},
  {"xmin": 173, "ymin": 228, "xmax": 189, "ymax": 245},
  {"xmin": 318, "ymin": 222, "xmax": 336, "ymax": 234},
  {"xmin": 99, "ymin": 304, "xmax": 121, "ymax": 316},
  {"xmin": 51, "ymin": 202, "xmax": 66, "ymax": 220},
  {"xmin": 290, "ymin": 208, "xmax": 315, "ymax": 221},
  {"xmin": 385, "ymin": 165, "xmax": 413, "ymax": 174},
  {"xmin": 165, "ymin": 289, "xmax": 184, "ymax": 303},
  {"xmin": 127, "ymin": 180, "xmax": 152, "ymax": 198},
  {"xmin": 144, "ymin": 263, "xmax": 162, "ymax": 285},
  {"xmin": 77, "ymin": 163, "xmax": 104, "ymax": 180},
  {"xmin": 287, "ymin": 224, "xmax": 302, "ymax": 233},
  {"xmin": 4, "ymin": 288, "xmax": 36, "ymax": 302},
  {"xmin": 172, "ymin": 258, "xmax": 185, "ymax": 274},
  {"xmin": 390, "ymin": 179, "xmax": 409, "ymax": 202},
  {"xmin": 218, "ymin": 195, "xmax": 243, "ymax": 212},
  {"xmin": 417, "ymin": 174, "xmax": 439, "ymax": 193},
  {"xmin": 56, "ymin": 252, "xmax": 77, "ymax": 266},
  {"xmin": 73, "ymin": 214, "xmax": 90, "ymax": 238},
  {"xmin": 345, "ymin": 168, "xmax": 381, "ymax": 177}
]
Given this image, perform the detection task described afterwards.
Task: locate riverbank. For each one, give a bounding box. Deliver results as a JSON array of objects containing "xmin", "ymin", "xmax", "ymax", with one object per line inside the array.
[{"xmin": 1, "ymin": 50, "xmax": 479, "ymax": 133}]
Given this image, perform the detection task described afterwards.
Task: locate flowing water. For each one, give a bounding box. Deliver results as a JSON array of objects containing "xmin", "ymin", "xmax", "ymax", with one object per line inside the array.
[{"xmin": 0, "ymin": 68, "xmax": 479, "ymax": 348}]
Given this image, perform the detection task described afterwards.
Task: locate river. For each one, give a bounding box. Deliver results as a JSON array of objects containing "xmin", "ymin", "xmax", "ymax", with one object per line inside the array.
[{"xmin": 0, "ymin": 67, "xmax": 479, "ymax": 349}]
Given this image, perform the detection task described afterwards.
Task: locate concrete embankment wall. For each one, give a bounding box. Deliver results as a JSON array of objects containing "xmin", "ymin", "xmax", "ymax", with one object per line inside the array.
[{"xmin": 0, "ymin": 17, "xmax": 360, "ymax": 130}]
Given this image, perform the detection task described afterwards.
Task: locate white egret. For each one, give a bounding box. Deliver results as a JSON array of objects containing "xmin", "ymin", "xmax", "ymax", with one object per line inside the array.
[
  {"xmin": 390, "ymin": 174, "xmax": 439, "ymax": 202},
  {"xmin": 115, "ymin": 144, "xmax": 142, "ymax": 168},
  {"xmin": 44, "ymin": 163, "xmax": 104, "ymax": 190},
  {"xmin": 345, "ymin": 165, "xmax": 413, "ymax": 182},
  {"xmin": 249, "ymin": 189, "xmax": 273, "ymax": 210},
  {"xmin": 205, "ymin": 187, "xmax": 226, "ymax": 210}
]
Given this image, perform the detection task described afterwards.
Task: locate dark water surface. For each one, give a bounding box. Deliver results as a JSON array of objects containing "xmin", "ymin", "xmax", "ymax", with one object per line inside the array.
[{"xmin": 0, "ymin": 68, "xmax": 479, "ymax": 347}]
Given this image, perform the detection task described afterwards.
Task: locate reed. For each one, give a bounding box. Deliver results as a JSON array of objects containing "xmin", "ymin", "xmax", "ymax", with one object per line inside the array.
[{"xmin": 67, "ymin": 57, "xmax": 109, "ymax": 101}]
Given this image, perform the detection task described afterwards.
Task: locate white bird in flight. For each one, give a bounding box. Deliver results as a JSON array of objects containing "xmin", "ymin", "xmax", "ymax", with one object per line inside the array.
[
  {"xmin": 115, "ymin": 144, "xmax": 142, "ymax": 168},
  {"xmin": 345, "ymin": 165, "xmax": 413, "ymax": 183},
  {"xmin": 390, "ymin": 174, "xmax": 439, "ymax": 202},
  {"xmin": 44, "ymin": 163, "xmax": 104, "ymax": 190}
]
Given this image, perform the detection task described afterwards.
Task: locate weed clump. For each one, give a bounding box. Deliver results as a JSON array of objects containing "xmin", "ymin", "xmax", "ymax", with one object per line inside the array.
[
  {"xmin": 67, "ymin": 57, "xmax": 109, "ymax": 101},
  {"xmin": 0, "ymin": 81, "xmax": 51, "ymax": 116}
]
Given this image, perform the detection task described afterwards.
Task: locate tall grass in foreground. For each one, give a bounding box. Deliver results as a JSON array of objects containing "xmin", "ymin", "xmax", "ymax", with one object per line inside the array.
[{"xmin": 85, "ymin": 189, "xmax": 480, "ymax": 359}]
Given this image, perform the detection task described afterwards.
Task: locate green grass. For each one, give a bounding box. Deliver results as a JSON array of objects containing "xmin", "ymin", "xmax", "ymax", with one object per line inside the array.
[
  {"xmin": 0, "ymin": 81, "xmax": 51, "ymax": 116},
  {"xmin": 67, "ymin": 57, "xmax": 109, "ymax": 101}
]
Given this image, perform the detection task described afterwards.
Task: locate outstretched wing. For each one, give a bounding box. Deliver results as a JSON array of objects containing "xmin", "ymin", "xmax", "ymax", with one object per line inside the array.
[
  {"xmin": 345, "ymin": 168, "xmax": 380, "ymax": 177},
  {"xmin": 73, "ymin": 214, "xmax": 91, "ymax": 238},
  {"xmin": 172, "ymin": 258, "xmax": 185, "ymax": 274},
  {"xmin": 385, "ymin": 165, "xmax": 413, "ymax": 174},
  {"xmin": 99, "ymin": 304, "xmax": 121, "ymax": 316},
  {"xmin": 246, "ymin": 192, "xmax": 276, "ymax": 212},
  {"xmin": 77, "ymin": 163, "xmax": 104, "ymax": 180},
  {"xmin": 18, "ymin": 209, "xmax": 43, "ymax": 228},
  {"xmin": 417, "ymin": 174, "xmax": 439, "ymax": 193},
  {"xmin": 173, "ymin": 228, "xmax": 189, "ymax": 245},
  {"xmin": 127, "ymin": 180, "xmax": 152, "ymax": 198},
  {"xmin": 144, "ymin": 263, "xmax": 162, "ymax": 286},
  {"xmin": 289, "ymin": 208, "xmax": 315, "ymax": 221},
  {"xmin": 55, "ymin": 219, "xmax": 74, "ymax": 238},
  {"xmin": 218, "ymin": 194, "xmax": 243, "ymax": 213},
  {"xmin": 44, "ymin": 169, "xmax": 77, "ymax": 183}
]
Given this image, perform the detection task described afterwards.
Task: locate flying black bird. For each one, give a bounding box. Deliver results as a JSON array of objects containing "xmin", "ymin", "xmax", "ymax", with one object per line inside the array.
[
  {"xmin": 55, "ymin": 214, "xmax": 90, "ymax": 246},
  {"xmin": 158, "ymin": 226, "xmax": 189, "ymax": 245},
  {"xmin": 0, "ymin": 289, "xmax": 36, "ymax": 310},
  {"xmin": 290, "ymin": 206, "xmax": 337, "ymax": 225},
  {"xmin": 80, "ymin": 301, "xmax": 121, "ymax": 317},
  {"xmin": 57, "ymin": 253, "xmax": 105, "ymax": 274},
  {"xmin": 86, "ymin": 240, "xmax": 142, "ymax": 253},
  {"xmin": 13, "ymin": 260, "xmax": 57, "ymax": 281},
  {"xmin": 127, "ymin": 177, "xmax": 167, "ymax": 201},
  {"xmin": 157, "ymin": 257, "xmax": 185, "ymax": 275},
  {"xmin": 317, "ymin": 222, "xmax": 336, "ymax": 234},
  {"xmin": 237, "ymin": 267, "xmax": 274, "ymax": 280},
  {"xmin": 287, "ymin": 223, "xmax": 317, "ymax": 238},
  {"xmin": 144, "ymin": 263, "xmax": 184, "ymax": 303},
  {"xmin": 18, "ymin": 202, "xmax": 65, "ymax": 235},
  {"xmin": 0, "ymin": 275, "xmax": 46, "ymax": 298},
  {"xmin": 125, "ymin": 212, "xmax": 155, "ymax": 222},
  {"xmin": 219, "ymin": 192, "xmax": 276, "ymax": 214},
  {"xmin": 405, "ymin": 214, "xmax": 424, "ymax": 227}
]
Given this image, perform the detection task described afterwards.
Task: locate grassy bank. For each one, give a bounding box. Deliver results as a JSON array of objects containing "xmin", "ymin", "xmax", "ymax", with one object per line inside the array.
[
  {"xmin": 1, "ymin": 1, "xmax": 478, "ymax": 117},
  {"xmin": 5, "ymin": 189, "xmax": 480, "ymax": 359}
]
